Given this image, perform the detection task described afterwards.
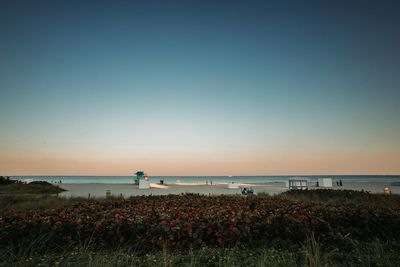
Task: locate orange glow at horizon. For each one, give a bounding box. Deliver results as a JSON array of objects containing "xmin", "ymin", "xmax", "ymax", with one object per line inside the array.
[{"xmin": 1, "ymin": 150, "xmax": 399, "ymax": 176}]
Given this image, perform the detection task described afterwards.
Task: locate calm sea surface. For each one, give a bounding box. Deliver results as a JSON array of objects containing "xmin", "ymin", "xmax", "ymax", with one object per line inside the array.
[{"xmin": 11, "ymin": 175, "xmax": 400, "ymax": 184}]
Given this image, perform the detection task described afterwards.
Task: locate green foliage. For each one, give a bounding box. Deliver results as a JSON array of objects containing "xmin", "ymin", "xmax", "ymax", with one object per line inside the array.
[
  {"xmin": 0, "ymin": 195, "xmax": 64, "ymax": 211},
  {"xmin": 0, "ymin": 195, "xmax": 124, "ymax": 212},
  {"xmin": 0, "ymin": 182, "xmax": 65, "ymax": 195},
  {"xmin": 0, "ymin": 241, "xmax": 399, "ymax": 267},
  {"xmin": 0, "ymin": 176, "xmax": 22, "ymax": 185},
  {"xmin": 277, "ymin": 189, "xmax": 400, "ymax": 207}
]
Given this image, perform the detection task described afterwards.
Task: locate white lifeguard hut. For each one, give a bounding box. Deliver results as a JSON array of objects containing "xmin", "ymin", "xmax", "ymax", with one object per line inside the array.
[
  {"xmin": 135, "ymin": 170, "xmax": 150, "ymax": 189},
  {"xmin": 317, "ymin": 178, "xmax": 333, "ymax": 188},
  {"xmin": 228, "ymin": 182, "xmax": 239, "ymax": 189},
  {"xmin": 288, "ymin": 178, "xmax": 309, "ymax": 190}
]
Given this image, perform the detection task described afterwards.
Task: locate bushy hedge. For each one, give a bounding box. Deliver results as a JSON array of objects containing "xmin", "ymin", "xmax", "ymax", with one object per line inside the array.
[
  {"xmin": 29, "ymin": 181, "xmax": 53, "ymax": 186},
  {"xmin": 1, "ymin": 194, "xmax": 399, "ymax": 253},
  {"xmin": 280, "ymin": 189, "xmax": 400, "ymax": 207},
  {"xmin": 0, "ymin": 176, "xmax": 22, "ymax": 185}
]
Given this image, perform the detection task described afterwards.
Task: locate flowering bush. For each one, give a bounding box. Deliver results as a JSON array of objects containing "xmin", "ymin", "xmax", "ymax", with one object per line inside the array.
[{"xmin": 1, "ymin": 194, "xmax": 399, "ymax": 252}]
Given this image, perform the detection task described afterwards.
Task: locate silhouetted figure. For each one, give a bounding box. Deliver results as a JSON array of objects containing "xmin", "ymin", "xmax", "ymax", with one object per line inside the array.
[
  {"xmin": 316, "ymin": 181, "xmax": 319, "ymax": 187},
  {"xmin": 336, "ymin": 181, "xmax": 339, "ymax": 186},
  {"xmin": 339, "ymin": 179, "xmax": 342, "ymax": 186}
]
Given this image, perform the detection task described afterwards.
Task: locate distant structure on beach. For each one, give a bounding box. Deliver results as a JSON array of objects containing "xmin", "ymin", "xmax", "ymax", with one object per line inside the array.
[
  {"xmin": 317, "ymin": 178, "xmax": 333, "ymax": 188},
  {"xmin": 288, "ymin": 178, "xmax": 309, "ymax": 190},
  {"xmin": 228, "ymin": 182, "xmax": 239, "ymax": 189},
  {"xmin": 134, "ymin": 170, "xmax": 150, "ymax": 189},
  {"xmin": 134, "ymin": 170, "xmax": 146, "ymax": 184}
]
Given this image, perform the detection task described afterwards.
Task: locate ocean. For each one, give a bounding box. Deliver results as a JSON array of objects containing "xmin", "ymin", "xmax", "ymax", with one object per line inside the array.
[{"xmin": 11, "ymin": 175, "xmax": 400, "ymax": 184}]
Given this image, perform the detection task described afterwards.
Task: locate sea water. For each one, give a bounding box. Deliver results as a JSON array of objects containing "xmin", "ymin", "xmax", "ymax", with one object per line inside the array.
[{"xmin": 11, "ymin": 175, "xmax": 400, "ymax": 184}]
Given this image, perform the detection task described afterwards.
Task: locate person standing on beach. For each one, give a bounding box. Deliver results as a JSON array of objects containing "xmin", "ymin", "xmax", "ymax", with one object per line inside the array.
[{"xmin": 339, "ymin": 179, "xmax": 342, "ymax": 186}]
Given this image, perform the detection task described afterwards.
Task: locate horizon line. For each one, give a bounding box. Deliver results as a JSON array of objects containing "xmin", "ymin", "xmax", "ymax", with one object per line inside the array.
[{"xmin": 5, "ymin": 174, "xmax": 400, "ymax": 177}]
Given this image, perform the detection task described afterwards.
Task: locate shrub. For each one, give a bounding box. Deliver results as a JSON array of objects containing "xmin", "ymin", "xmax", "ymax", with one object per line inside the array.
[
  {"xmin": 1, "ymin": 194, "xmax": 399, "ymax": 253},
  {"xmin": 29, "ymin": 181, "xmax": 53, "ymax": 186},
  {"xmin": 0, "ymin": 176, "xmax": 22, "ymax": 185}
]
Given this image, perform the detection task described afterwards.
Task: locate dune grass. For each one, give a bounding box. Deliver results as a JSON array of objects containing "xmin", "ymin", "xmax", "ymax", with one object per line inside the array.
[
  {"xmin": 0, "ymin": 178, "xmax": 66, "ymax": 211},
  {"xmin": 0, "ymin": 183, "xmax": 64, "ymax": 195},
  {"xmin": 276, "ymin": 188, "xmax": 400, "ymax": 207},
  {"xmin": 0, "ymin": 194, "xmax": 91, "ymax": 211},
  {"xmin": 1, "ymin": 237, "xmax": 399, "ymax": 267}
]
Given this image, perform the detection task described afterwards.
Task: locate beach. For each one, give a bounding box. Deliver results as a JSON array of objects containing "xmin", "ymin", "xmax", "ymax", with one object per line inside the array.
[
  {"xmin": 58, "ymin": 182, "xmax": 287, "ymax": 197},
  {"xmin": 58, "ymin": 181, "xmax": 400, "ymax": 198},
  {"xmin": 334, "ymin": 181, "xmax": 400, "ymax": 194}
]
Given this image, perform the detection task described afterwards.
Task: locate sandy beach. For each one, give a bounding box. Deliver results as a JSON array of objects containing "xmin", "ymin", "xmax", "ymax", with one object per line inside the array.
[
  {"xmin": 58, "ymin": 181, "xmax": 400, "ymax": 198},
  {"xmin": 332, "ymin": 181, "xmax": 400, "ymax": 194},
  {"xmin": 58, "ymin": 182, "xmax": 287, "ymax": 198}
]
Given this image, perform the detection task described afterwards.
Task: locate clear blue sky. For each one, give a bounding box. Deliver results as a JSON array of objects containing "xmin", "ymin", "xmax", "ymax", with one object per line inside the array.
[{"xmin": 1, "ymin": 0, "xmax": 399, "ymax": 175}]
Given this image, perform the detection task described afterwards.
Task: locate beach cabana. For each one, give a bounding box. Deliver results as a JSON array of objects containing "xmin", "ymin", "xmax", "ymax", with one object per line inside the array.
[
  {"xmin": 317, "ymin": 178, "xmax": 333, "ymax": 188},
  {"xmin": 228, "ymin": 182, "xmax": 239, "ymax": 189},
  {"xmin": 288, "ymin": 178, "xmax": 308, "ymax": 190}
]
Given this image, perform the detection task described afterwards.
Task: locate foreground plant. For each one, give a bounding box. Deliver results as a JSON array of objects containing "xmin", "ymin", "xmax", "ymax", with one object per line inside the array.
[{"xmin": 1, "ymin": 194, "xmax": 399, "ymax": 253}]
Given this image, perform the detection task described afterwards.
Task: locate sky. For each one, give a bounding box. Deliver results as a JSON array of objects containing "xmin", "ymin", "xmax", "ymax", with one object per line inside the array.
[{"xmin": 0, "ymin": 0, "xmax": 399, "ymax": 176}]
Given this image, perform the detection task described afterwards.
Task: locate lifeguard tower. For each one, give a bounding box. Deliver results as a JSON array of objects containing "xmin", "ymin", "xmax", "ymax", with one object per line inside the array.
[
  {"xmin": 134, "ymin": 170, "xmax": 145, "ymax": 184},
  {"xmin": 135, "ymin": 170, "xmax": 150, "ymax": 189}
]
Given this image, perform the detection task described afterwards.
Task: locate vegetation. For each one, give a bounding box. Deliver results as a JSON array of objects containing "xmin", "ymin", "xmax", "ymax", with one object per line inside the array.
[
  {"xmin": 1, "ymin": 240, "xmax": 399, "ymax": 267},
  {"xmin": 0, "ymin": 176, "xmax": 65, "ymax": 195},
  {"xmin": 0, "ymin": 176, "xmax": 23, "ymax": 185},
  {"xmin": 278, "ymin": 188, "xmax": 400, "ymax": 207},
  {"xmin": 0, "ymin": 195, "xmax": 86, "ymax": 212},
  {"xmin": 0, "ymin": 189, "xmax": 399, "ymax": 266}
]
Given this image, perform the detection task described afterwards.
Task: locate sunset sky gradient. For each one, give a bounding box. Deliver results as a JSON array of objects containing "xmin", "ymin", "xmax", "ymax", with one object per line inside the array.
[{"xmin": 1, "ymin": 0, "xmax": 399, "ymax": 175}]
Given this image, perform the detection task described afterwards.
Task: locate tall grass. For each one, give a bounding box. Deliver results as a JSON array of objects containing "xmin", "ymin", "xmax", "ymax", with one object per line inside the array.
[
  {"xmin": 0, "ymin": 183, "xmax": 64, "ymax": 195},
  {"xmin": 0, "ymin": 194, "xmax": 130, "ymax": 211},
  {"xmin": 276, "ymin": 189, "xmax": 400, "ymax": 207},
  {"xmin": 1, "ymin": 239, "xmax": 399, "ymax": 267},
  {"xmin": 0, "ymin": 194, "xmax": 91, "ymax": 211}
]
